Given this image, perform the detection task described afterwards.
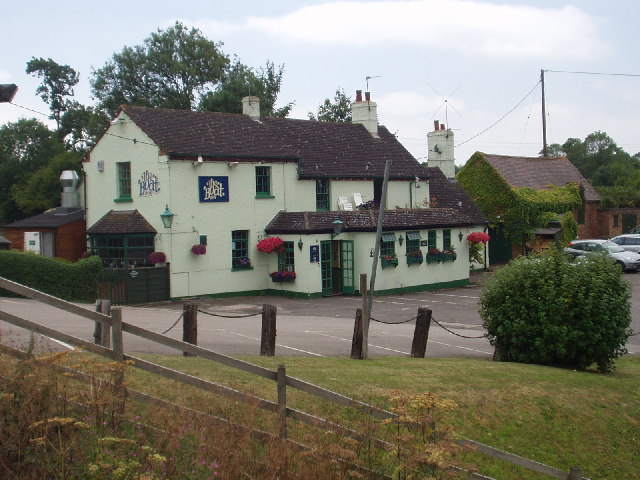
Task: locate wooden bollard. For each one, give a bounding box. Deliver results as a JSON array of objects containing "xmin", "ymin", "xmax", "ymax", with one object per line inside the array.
[
  {"xmin": 182, "ymin": 303, "xmax": 198, "ymax": 356},
  {"xmin": 410, "ymin": 307, "xmax": 432, "ymax": 358},
  {"xmin": 350, "ymin": 308, "xmax": 364, "ymax": 359},
  {"xmin": 568, "ymin": 466, "xmax": 582, "ymax": 480},
  {"xmin": 261, "ymin": 304, "xmax": 277, "ymax": 356}
]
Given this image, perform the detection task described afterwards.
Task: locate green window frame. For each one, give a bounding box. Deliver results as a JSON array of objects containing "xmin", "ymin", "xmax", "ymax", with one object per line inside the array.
[
  {"xmin": 316, "ymin": 179, "xmax": 330, "ymax": 211},
  {"xmin": 232, "ymin": 230, "xmax": 251, "ymax": 269},
  {"xmin": 90, "ymin": 234, "xmax": 154, "ymax": 268},
  {"xmin": 381, "ymin": 233, "xmax": 396, "ymax": 258},
  {"xmin": 278, "ymin": 241, "xmax": 295, "ymax": 272},
  {"xmin": 443, "ymin": 229, "xmax": 452, "ymax": 251},
  {"xmin": 255, "ymin": 166, "xmax": 272, "ymax": 198},
  {"xmin": 406, "ymin": 231, "xmax": 421, "ymax": 254},
  {"xmin": 115, "ymin": 162, "xmax": 132, "ymax": 202},
  {"xmin": 427, "ymin": 230, "xmax": 437, "ymax": 252}
]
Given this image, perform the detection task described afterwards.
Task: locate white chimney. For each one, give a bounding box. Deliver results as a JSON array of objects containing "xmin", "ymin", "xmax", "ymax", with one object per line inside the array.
[
  {"xmin": 427, "ymin": 120, "xmax": 456, "ymax": 179},
  {"xmin": 351, "ymin": 90, "xmax": 379, "ymax": 138},
  {"xmin": 242, "ymin": 95, "xmax": 260, "ymax": 120},
  {"xmin": 60, "ymin": 170, "xmax": 80, "ymax": 208}
]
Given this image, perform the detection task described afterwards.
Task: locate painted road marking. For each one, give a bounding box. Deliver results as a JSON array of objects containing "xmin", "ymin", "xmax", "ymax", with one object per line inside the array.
[
  {"xmin": 203, "ymin": 328, "xmax": 324, "ymax": 357},
  {"xmin": 378, "ymin": 331, "xmax": 492, "ymax": 355},
  {"xmin": 305, "ymin": 331, "xmax": 411, "ymax": 355}
]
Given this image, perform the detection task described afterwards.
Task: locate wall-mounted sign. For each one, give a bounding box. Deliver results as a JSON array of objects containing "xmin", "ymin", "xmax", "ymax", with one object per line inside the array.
[
  {"xmin": 199, "ymin": 176, "xmax": 229, "ymax": 202},
  {"xmin": 138, "ymin": 170, "xmax": 160, "ymax": 196},
  {"xmin": 310, "ymin": 245, "xmax": 319, "ymax": 263}
]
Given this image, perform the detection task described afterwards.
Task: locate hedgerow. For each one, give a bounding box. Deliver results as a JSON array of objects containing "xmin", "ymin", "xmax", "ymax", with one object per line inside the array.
[
  {"xmin": 0, "ymin": 250, "xmax": 102, "ymax": 302},
  {"xmin": 480, "ymin": 249, "xmax": 631, "ymax": 372}
]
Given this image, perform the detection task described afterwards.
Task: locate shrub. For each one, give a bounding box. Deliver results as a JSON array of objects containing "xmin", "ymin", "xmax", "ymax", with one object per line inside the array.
[
  {"xmin": 0, "ymin": 251, "xmax": 103, "ymax": 302},
  {"xmin": 480, "ymin": 249, "xmax": 631, "ymax": 372}
]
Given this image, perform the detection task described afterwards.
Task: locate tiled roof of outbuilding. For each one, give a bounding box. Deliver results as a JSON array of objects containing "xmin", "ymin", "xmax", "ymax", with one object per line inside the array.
[
  {"xmin": 3, "ymin": 207, "xmax": 85, "ymax": 229},
  {"xmin": 482, "ymin": 153, "xmax": 600, "ymax": 202},
  {"xmin": 87, "ymin": 210, "xmax": 156, "ymax": 234},
  {"xmin": 119, "ymin": 105, "xmax": 427, "ymax": 179},
  {"xmin": 426, "ymin": 167, "xmax": 487, "ymax": 225},
  {"xmin": 265, "ymin": 208, "xmax": 478, "ymax": 235}
]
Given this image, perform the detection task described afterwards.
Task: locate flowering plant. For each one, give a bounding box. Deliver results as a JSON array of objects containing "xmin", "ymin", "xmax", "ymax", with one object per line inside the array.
[
  {"xmin": 467, "ymin": 232, "xmax": 490, "ymax": 245},
  {"xmin": 148, "ymin": 252, "xmax": 166, "ymax": 264},
  {"xmin": 357, "ymin": 199, "xmax": 379, "ymax": 210},
  {"xmin": 383, "ymin": 254, "xmax": 398, "ymax": 261},
  {"xmin": 257, "ymin": 237, "xmax": 285, "ymax": 254},
  {"xmin": 428, "ymin": 248, "xmax": 441, "ymax": 256},
  {"xmin": 191, "ymin": 244, "xmax": 207, "ymax": 255},
  {"xmin": 444, "ymin": 245, "xmax": 456, "ymax": 254},
  {"xmin": 269, "ymin": 271, "xmax": 296, "ymax": 281},
  {"xmin": 407, "ymin": 250, "xmax": 423, "ymax": 258}
]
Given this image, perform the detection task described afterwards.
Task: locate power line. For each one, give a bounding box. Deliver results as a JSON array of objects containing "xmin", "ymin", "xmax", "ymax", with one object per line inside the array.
[
  {"xmin": 455, "ymin": 80, "xmax": 541, "ymax": 148},
  {"xmin": 544, "ymin": 69, "xmax": 640, "ymax": 78}
]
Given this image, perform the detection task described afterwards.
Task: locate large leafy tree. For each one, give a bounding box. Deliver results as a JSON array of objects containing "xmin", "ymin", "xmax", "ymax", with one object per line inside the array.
[
  {"xmin": 25, "ymin": 58, "xmax": 80, "ymax": 130},
  {"xmin": 199, "ymin": 60, "xmax": 293, "ymax": 117},
  {"xmin": 91, "ymin": 22, "xmax": 230, "ymax": 116},
  {"xmin": 308, "ymin": 88, "xmax": 352, "ymax": 122}
]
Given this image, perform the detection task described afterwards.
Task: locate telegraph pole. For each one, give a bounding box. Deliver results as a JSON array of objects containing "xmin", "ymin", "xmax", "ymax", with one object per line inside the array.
[{"xmin": 541, "ymin": 69, "xmax": 548, "ymax": 157}]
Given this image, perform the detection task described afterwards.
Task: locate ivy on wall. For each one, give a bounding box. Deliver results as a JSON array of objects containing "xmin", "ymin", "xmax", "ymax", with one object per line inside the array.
[{"xmin": 457, "ymin": 152, "xmax": 582, "ymax": 247}]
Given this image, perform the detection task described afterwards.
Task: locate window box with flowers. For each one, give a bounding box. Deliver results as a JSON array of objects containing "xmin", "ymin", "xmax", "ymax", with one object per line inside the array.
[
  {"xmin": 406, "ymin": 250, "xmax": 423, "ymax": 266},
  {"xmin": 148, "ymin": 251, "xmax": 167, "ymax": 267},
  {"xmin": 269, "ymin": 271, "xmax": 296, "ymax": 283},
  {"xmin": 232, "ymin": 257, "xmax": 252, "ymax": 270},
  {"xmin": 426, "ymin": 248, "xmax": 456, "ymax": 263},
  {"xmin": 191, "ymin": 244, "xmax": 207, "ymax": 255},
  {"xmin": 381, "ymin": 254, "xmax": 398, "ymax": 268}
]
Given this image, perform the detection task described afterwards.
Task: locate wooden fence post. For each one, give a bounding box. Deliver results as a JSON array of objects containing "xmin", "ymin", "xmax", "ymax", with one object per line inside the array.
[
  {"xmin": 350, "ymin": 308, "xmax": 364, "ymax": 359},
  {"xmin": 568, "ymin": 466, "xmax": 582, "ymax": 480},
  {"xmin": 410, "ymin": 307, "xmax": 432, "ymax": 358},
  {"xmin": 110, "ymin": 307, "xmax": 125, "ymax": 397},
  {"xmin": 261, "ymin": 304, "xmax": 277, "ymax": 356},
  {"xmin": 94, "ymin": 299, "xmax": 111, "ymax": 348},
  {"xmin": 182, "ymin": 303, "xmax": 198, "ymax": 357},
  {"xmin": 277, "ymin": 364, "xmax": 287, "ymax": 439}
]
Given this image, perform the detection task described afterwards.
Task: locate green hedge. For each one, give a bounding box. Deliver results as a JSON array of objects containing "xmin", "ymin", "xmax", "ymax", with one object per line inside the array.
[{"xmin": 0, "ymin": 251, "xmax": 103, "ymax": 302}]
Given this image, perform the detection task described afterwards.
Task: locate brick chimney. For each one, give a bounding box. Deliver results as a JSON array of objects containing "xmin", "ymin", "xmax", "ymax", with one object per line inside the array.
[
  {"xmin": 427, "ymin": 120, "xmax": 455, "ymax": 179},
  {"xmin": 242, "ymin": 95, "xmax": 260, "ymax": 120},
  {"xmin": 351, "ymin": 90, "xmax": 379, "ymax": 138}
]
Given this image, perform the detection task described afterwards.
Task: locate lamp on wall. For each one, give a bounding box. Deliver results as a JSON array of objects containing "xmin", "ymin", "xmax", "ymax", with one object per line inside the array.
[
  {"xmin": 398, "ymin": 235, "xmax": 404, "ymax": 246},
  {"xmin": 298, "ymin": 238, "xmax": 304, "ymax": 251},
  {"xmin": 160, "ymin": 205, "xmax": 174, "ymax": 228},
  {"xmin": 458, "ymin": 232, "xmax": 464, "ymax": 242},
  {"xmin": 331, "ymin": 219, "xmax": 344, "ymax": 238}
]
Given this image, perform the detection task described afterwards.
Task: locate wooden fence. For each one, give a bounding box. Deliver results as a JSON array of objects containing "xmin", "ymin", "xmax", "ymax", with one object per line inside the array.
[{"xmin": 0, "ymin": 276, "xmax": 587, "ymax": 480}]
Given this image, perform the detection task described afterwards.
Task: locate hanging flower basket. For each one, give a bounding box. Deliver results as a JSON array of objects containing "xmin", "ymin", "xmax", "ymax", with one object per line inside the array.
[
  {"xmin": 191, "ymin": 244, "xmax": 207, "ymax": 255},
  {"xmin": 148, "ymin": 251, "xmax": 166, "ymax": 264},
  {"xmin": 467, "ymin": 232, "xmax": 490, "ymax": 245},
  {"xmin": 270, "ymin": 271, "xmax": 296, "ymax": 282},
  {"xmin": 257, "ymin": 237, "xmax": 285, "ymax": 254}
]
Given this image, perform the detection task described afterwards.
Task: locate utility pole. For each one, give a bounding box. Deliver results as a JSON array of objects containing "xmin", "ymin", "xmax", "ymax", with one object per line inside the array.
[{"xmin": 541, "ymin": 69, "xmax": 548, "ymax": 157}]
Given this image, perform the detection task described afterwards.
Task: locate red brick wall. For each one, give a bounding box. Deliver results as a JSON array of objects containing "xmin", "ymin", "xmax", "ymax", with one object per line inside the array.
[{"xmin": 2, "ymin": 220, "xmax": 86, "ymax": 262}]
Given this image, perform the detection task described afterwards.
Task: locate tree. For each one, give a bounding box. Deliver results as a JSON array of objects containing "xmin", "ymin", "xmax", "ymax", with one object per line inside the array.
[
  {"xmin": 59, "ymin": 101, "xmax": 110, "ymax": 151},
  {"xmin": 308, "ymin": 88, "xmax": 352, "ymax": 122},
  {"xmin": 199, "ymin": 60, "xmax": 293, "ymax": 117},
  {"xmin": 26, "ymin": 58, "xmax": 79, "ymax": 130},
  {"xmin": 11, "ymin": 151, "xmax": 82, "ymax": 216},
  {"xmin": 91, "ymin": 22, "xmax": 230, "ymax": 116}
]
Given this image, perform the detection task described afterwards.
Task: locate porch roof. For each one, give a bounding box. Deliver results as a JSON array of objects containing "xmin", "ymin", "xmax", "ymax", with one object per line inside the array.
[{"xmin": 87, "ymin": 210, "xmax": 157, "ymax": 235}]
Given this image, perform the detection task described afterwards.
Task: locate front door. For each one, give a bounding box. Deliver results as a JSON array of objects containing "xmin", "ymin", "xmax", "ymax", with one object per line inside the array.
[
  {"xmin": 340, "ymin": 240, "xmax": 354, "ymax": 294},
  {"xmin": 320, "ymin": 241, "xmax": 333, "ymax": 295},
  {"xmin": 623, "ymin": 213, "xmax": 637, "ymax": 233}
]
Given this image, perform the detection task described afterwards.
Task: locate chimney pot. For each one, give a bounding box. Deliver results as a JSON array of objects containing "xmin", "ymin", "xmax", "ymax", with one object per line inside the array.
[
  {"xmin": 355, "ymin": 90, "xmax": 363, "ymax": 102},
  {"xmin": 434, "ymin": 120, "xmax": 440, "ymax": 131},
  {"xmin": 365, "ymin": 91, "xmax": 371, "ymax": 102}
]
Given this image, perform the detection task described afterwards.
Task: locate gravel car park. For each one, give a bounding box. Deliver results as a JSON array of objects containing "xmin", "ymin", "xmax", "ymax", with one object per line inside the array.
[{"xmin": 564, "ymin": 239, "xmax": 640, "ymax": 271}]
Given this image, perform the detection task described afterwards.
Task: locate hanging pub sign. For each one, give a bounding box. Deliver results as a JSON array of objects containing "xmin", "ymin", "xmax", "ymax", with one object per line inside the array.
[
  {"xmin": 199, "ymin": 176, "xmax": 229, "ymax": 202},
  {"xmin": 138, "ymin": 170, "xmax": 160, "ymax": 196}
]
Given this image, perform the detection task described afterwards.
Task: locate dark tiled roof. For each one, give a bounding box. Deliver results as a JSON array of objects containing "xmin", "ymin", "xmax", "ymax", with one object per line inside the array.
[
  {"xmin": 427, "ymin": 167, "xmax": 487, "ymax": 225},
  {"xmin": 482, "ymin": 153, "xmax": 600, "ymax": 202},
  {"xmin": 119, "ymin": 105, "xmax": 427, "ymax": 179},
  {"xmin": 87, "ymin": 210, "xmax": 157, "ymax": 234},
  {"xmin": 265, "ymin": 208, "xmax": 478, "ymax": 235},
  {"xmin": 4, "ymin": 207, "xmax": 85, "ymax": 229}
]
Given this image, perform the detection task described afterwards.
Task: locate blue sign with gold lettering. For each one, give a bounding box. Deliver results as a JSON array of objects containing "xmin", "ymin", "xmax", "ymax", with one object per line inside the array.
[{"xmin": 199, "ymin": 176, "xmax": 229, "ymax": 202}]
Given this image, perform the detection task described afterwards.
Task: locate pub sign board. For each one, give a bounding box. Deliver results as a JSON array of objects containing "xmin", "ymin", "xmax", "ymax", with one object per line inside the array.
[{"xmin": 199, "ymin": 176, "xmax": 229, "ymax": 202}]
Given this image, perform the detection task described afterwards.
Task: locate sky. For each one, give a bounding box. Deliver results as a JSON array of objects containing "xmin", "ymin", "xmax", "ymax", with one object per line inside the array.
[{"xmin": 2, "ymin": 0, "xmax": 639, "ymax": 165}]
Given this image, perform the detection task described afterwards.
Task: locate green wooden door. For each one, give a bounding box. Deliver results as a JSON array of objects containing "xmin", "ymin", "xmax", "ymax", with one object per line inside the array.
[
  {"xmin": 320, "ymin": 241, "xmax": 333, "ymax": 295},
  {"xmin": 340, "ymin": 240, "xmax": 355, "ymax": 294},
  {"xmin": 623, "ymin": 213, "xmax": 637, "ymax": 233}
]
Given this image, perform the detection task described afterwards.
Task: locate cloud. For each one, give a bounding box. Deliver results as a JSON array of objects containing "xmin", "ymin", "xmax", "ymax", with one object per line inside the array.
[{"xmin": 197, "ymin": 0, "xmax": 608, "ymax": 60}]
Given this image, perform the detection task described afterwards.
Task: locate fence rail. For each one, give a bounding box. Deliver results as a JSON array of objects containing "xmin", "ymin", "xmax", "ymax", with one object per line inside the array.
[{"xmin": 0, "ymin": 275, "xmax": 588, "ymax": 480}]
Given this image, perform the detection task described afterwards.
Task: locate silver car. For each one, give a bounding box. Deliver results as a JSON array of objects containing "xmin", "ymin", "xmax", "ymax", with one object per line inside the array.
[
  {"xmin": 610, "ymin": 234, "xmax": 640, "ymax": 253},
  {"xmin": 564, "ymin": 239, "xmax": 640, "ymax": 271}
]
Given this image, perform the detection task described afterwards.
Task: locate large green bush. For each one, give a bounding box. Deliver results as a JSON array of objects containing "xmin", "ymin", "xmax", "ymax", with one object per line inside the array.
[
  {"xmin": 480, "ymin": 249, "xmax": 631, "ymax": 372},
  {"xmin": 0, "ymin": 250, "xmax": 103, "ymax": 302}
]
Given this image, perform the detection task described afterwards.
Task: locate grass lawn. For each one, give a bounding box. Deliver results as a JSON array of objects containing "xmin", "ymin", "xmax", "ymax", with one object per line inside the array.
[{"xmin": 126, "ymin": 353, "xmax": 640, "ymax": 480}]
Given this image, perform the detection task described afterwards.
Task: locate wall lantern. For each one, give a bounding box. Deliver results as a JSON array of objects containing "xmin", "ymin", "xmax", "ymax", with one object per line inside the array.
[
  {"xmin": 298, "ymin": 238, "xmax": 304, "ymax": 251},
  {"xmin": 458, "ymin": 232, "xmax": 464, "ymax": 242},
  {"xmin": 398, "ymin": 235, "xmax": 404, "ymax": 246},
  {"xmin": 331, "ymin": 219, "xmax": 344, "ymax": 238},
  {"xmin": 160, "ymin": 204, "xmax": 174, "ymax": 228}
]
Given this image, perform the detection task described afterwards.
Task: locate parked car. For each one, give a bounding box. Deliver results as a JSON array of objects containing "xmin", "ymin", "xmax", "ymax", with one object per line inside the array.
[
  {"xmin": 610, "ymin": 234, "xmax": 640, "ymax": 253},
  {"xmin": 564, "ymin": 239, "xmax": 640, "ymax": 271},
  {"xmin": 627, "ymin": 225, "xmax": 640, "ymax": 234}
]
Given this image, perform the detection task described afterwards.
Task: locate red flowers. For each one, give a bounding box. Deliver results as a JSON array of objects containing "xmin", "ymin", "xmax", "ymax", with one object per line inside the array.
[
  {"xmin": 148, "ymin": 251, "xmax": 166, "ymax": 264},
  {"xmin": 467, "ymin": 232, "xmax": 490, "ymax": 245},
  {"xmin": 257, "ymin": 237, "xmax": 285, "ymax": 253},
  {"xmin": 191, "ymin": 244, "xmax": 207, "ymax": 255}
]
